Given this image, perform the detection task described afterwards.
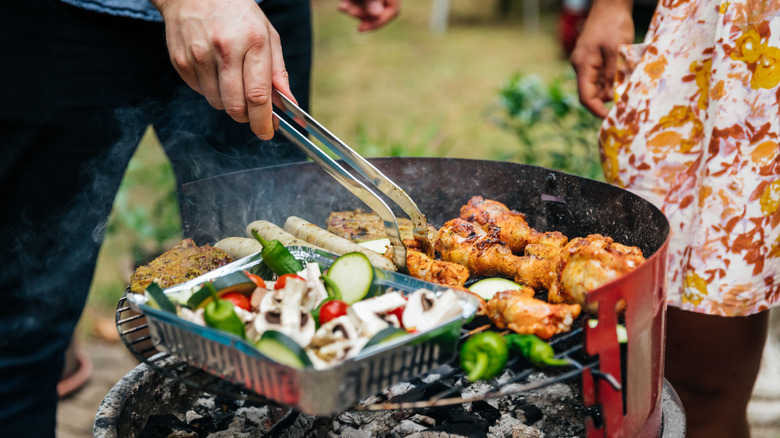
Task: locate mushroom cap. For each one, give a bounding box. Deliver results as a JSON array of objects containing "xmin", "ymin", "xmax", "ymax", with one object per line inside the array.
[{"xmin": 402, "ymin": 289, "xmax": 463, "ymax": 333}]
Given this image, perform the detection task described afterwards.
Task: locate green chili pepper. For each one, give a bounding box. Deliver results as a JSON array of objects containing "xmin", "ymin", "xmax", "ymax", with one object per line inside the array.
[
  {"xmin": 251, "ymin": 229, "xmax": 304, "ymax": 276},
  {"xmin": 459, "ymin": 331, "xmax": 509, "ymax": 381},
  {"xmin": 505, "ymin": 334, "xmax": 570, "ymax": 368},
  {"xmin": 203, "ymin": 282, "xmax": 246, "ymax": 339}
]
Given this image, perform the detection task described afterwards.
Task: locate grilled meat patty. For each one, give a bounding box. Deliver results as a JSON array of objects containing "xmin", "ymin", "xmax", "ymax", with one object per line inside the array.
[
  {"xmin": 129, "ymin": 238, "xmax": 232, "ymax": 294},
  {"xmin": 326, "ymin": 210, "xmax": 437, "ymax": 243}
]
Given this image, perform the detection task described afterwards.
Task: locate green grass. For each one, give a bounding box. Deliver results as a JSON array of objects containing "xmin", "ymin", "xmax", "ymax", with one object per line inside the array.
[
  {"xmin": 309, "ymin": 0, "xmax": 572, "ymax": 159},
  {"xmin": 82, "ymin": 1, "xmax": 586, "ymax": 331}
]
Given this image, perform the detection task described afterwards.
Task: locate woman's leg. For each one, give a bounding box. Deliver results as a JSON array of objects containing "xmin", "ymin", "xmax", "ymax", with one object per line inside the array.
[{"xmin": 665, "ymin": 306, "xmax": 770, "ymax": 438}]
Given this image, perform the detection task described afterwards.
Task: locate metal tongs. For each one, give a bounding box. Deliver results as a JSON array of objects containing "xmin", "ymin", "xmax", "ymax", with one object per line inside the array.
[{"xmin": 271, "ymin": 89, "xmax": 432, "ymax": 269}]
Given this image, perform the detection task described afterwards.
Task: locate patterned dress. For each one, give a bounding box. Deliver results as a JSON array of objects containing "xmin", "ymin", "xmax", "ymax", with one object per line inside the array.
[{"xmin": 601, "ymin": 0, "xmax": 780, "ymax": 316}]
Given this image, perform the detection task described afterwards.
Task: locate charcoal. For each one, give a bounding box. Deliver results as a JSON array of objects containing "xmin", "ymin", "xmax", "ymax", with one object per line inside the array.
[
  {"xmin": 187, "ymin": 414, "xmax": 219, "ymax": 435},
  {"xmin": 268, "ymin": 411, "xmax": 316, "ymax": 438},
  {"xmin": 471, "ymin": 400, "xmax": 501, "ymax": 425},
  {"xmin": 138, "ymin": 414, "xmax": 197, "ymax": 438},
  {"xmin": 516, "ymin": 404, "xmax": 543, "ymax": 424},
  {"xmin": 392, "ymin": 380, "xmax": 459, "ymax": 403},
  {"xmin": 428, "ymin": 405, "xmax": 489, "ymax": 432}
]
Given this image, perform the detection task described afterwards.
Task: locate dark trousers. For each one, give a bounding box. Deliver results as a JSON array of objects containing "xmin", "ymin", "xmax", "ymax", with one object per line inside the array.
[{"xmin": 0, "ymin": 1, "xmax": 311, "ymax": 436}]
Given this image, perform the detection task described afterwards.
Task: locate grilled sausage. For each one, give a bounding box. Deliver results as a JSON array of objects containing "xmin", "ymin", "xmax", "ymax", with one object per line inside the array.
[
  {"xmin": 245, "ymin": 220, "xmax": 317, "ymax": 249},
  {"xmin": 214, "ymin": 237, "xmax": 263, "ymax": 260}
]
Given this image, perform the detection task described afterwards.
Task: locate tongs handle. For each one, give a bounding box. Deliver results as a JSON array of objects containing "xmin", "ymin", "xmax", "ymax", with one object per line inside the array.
[{"xmin": 271, "ymin": 89, "xmax": 430, "ymax": 268}]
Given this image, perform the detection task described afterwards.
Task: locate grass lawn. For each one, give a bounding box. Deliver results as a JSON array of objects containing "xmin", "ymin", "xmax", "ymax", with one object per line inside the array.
[{"xmin": 79, "ymin": 0, "xmax": 583, "ymax": 335}]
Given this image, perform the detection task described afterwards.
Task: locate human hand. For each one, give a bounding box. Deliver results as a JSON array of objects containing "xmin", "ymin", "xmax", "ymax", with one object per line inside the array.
[
  {"xmin": 338, "ymin": 0, "xmax": 401, "ymax": 31},
  {"xmin": 569, "ymin": 0, "xmax": 635, "ymax": 118},
  {"xmin": 151, "ymin": 0, "xmax": 295, "ymax": 140}
]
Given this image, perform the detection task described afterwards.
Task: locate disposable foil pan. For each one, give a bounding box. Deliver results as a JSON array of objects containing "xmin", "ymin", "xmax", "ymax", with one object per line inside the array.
[{"xmin": 125, "ymin": 246, "xmax": 481, "ymax": 415}]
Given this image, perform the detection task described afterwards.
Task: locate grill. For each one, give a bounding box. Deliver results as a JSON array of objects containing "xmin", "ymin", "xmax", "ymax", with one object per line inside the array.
[{"xmin": 98, "ymin": 157, "xmax": 682, "ymax": 437}]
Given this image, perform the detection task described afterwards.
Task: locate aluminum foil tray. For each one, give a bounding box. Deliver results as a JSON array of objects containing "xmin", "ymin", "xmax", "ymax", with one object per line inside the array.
[{"xmin": 125, "ymin": 246, "xmax": 481, "ymax": 416}]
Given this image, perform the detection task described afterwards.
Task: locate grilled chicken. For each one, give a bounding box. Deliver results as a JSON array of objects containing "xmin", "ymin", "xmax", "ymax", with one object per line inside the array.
[
  {"xmin": 434, "ymin": 218, "xmax": 559, "ymax": 290},
  {"xmin": 459, "ymin": 196, "xmax": 567, "ymax": 254},
  {"xmin": 435, "ymin": 218, "xmax": 519, "ymax": 278},
  {"xmin": 548, "ymin": 234, "xmax": 645, "ymax": 312},
  {"xmin": 486, "ymin": 288, "xmax": 581, "ymax": 339},
  {"xmin": 129, "ymin": 238, "xmax": 232, "ymax": 294},
  {"xmin": 406, "ymin": 249, "xmax": 470, "ymax": 288},
  {"xmin": 513, "ymin": 254, "xmax": 558, "ymax": 291}
]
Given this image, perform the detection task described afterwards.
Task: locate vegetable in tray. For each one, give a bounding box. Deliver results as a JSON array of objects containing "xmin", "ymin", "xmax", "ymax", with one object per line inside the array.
[{"xmin": 141, "ymin": 247, "xmax": 466, "ymax": 370}]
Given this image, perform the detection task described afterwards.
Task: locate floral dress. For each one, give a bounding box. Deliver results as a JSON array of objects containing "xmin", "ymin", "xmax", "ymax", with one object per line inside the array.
[{"xmin": 601, "ymin": 0, "xmax": 780, "ymax": 316}]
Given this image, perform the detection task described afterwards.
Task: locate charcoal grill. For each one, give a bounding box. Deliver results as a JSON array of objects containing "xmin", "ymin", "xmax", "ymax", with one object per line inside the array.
[{"xmin": 107, "ymin": 157, "xmax": 679, "ymax": 437}]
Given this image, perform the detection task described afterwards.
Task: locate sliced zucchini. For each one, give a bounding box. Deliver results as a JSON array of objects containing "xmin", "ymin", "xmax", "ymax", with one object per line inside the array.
[
  {"xmin": 468, "ymin": 278, "xmax": 523, "ymax": 300},
  {"xmin": 326, "ymin": 252, "xmax": 374, "ymax": 304},
  {"xmin": 145, "ymin": 282, "xmax": 177, "ymax": 314},
  {"xmin": 363, "ymin": 326, "xmax": 407, "ymax": 349},
  {"xmin": 187, "ymin": 271, "xmax": 256, "ymax": 309},
  {"xmin": 255, "ymin": 330, "xmax": 312, "ymax": 369}
]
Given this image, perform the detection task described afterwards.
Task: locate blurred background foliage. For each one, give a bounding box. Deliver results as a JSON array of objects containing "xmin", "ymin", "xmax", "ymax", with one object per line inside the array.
[{"xmin": 82, "ymin": 0, "xmax": 603, "ymax": 329}]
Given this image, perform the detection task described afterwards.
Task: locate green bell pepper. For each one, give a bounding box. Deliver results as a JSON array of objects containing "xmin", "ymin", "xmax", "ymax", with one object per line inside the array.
[{"xmin": 459, "ymin": 331, "xmax": 509, "ymax": 381}]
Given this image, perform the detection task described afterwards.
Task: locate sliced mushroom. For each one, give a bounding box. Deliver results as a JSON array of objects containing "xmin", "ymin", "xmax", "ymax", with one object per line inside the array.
[
  {"xmin": 250, "ymin": 286, "xmax": 271, "ymax": 310},
  {"xmin": 253, "ymin": 306, "xmax": 315, "ymax": 347},
  {"xmin": 402, "ymin": 289, "xmax": 463, "ymax": 333},
  {"xmin": 311, "ymin": 315, "xmax": 360, "ymax": 347},
  {"xmin": 304, "ymin": 262, "xmax": 329, "ymax": 310},
  {"xmin": 179, "ymin": 307, "xmax": 205, "ymax": 326},
  {"xmin": 309, "ymin": 315, "xmax": 368, "ymax": 365},
  {"xmin": 253, "ymin": 276, "xmax": 315, "ymax": 346},
  {"xmin": 347, "ymin": 291, "xmax": 408, "ymax": 337}
]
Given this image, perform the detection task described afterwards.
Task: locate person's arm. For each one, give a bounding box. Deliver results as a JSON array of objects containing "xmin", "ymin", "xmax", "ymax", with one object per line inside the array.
[
  {"xmin": 150, "ymin": 0, "xmax": 294, "ymax": 140},
  {"xmin": 569, "ymin": 0, "xmax": 635, "ymax": 118},
  {"xmin": 338, "ymin": 0, "xmax": 401, "ymax": 31}
]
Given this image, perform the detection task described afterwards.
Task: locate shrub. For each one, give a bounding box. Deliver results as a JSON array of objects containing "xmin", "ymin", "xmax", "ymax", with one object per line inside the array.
[{"xmin": 491, "ymin": 71, "xmax": 604, "ymax": 180}]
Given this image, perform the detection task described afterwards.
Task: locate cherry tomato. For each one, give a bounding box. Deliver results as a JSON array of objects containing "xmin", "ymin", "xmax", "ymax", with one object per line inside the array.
[
  {"xmin": 274, "ymin": 273, "xmax": 305, "ymax": 290},
  {"xmin": 221, "ymin": 292, "xmax": 251, "ymax": 311},
  {"xmin": 243, "ymin": 271, "xmax": 267, "ymax": 288},
  {"xmin": 318, "ymin": 300, "xmax": 349, "ymax": 325},
  {"xmin": 388, "ymin": 306, "xmax": 405, "ymax": 328}
]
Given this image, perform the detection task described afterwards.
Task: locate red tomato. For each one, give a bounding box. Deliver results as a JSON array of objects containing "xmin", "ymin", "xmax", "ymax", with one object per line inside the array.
[
  {"xmin": 243, "ymin": 271, "xmax": 267, "ymax": 288},
  {"xmin": 274, "ymin": 274, "xmax": 305, "ymax": 290},
  {"xmin": 388, "ymin": 306, "xmax": 405, "ymax": 328},
  {"xmin": 221, "ymin": 292, "xmax": 251, "ymax": 311},
  {"xmin": 319, "ymin": 300, "xmax": 349, "ymax": 325}
]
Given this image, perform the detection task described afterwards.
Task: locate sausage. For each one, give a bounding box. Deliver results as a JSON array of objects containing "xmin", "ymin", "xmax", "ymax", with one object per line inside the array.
[
  {"xmin": 214, "ymin": 237, "xmax": 263, "ymax": 260},
  {"xmin": 245, "ymin": 220, "xmax": 320, "ymax": 249},
  {"xmin": 283, "ymin": 216, "xmax": 397, "ymax": 272}
]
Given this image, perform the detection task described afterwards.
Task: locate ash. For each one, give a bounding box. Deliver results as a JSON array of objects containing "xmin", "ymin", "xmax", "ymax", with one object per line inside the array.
[{"xmin": 143, "ymin": 374, "xmax": 586, "ymax": 438}]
